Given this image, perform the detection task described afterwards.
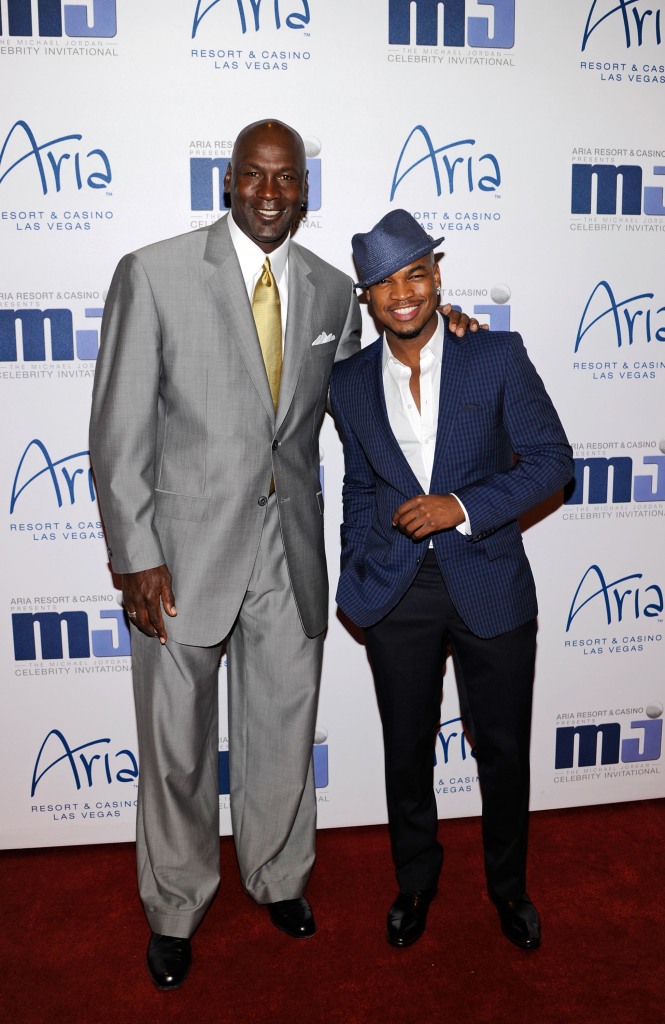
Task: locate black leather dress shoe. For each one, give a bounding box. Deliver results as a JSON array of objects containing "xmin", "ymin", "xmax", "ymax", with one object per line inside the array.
[
  {"xmin": 386, "ymin": 888, "xmax": 437, "ymax": 948},
  {"xmin": 146, "ymin": 933, "xmax": 192, "ymax": 990},
  {"xmin": 489, "ymin": 893, "xmax": 541, "ymax": 950},
  {"xmin": 267, "ymin": 897, "xmax": 316, "ymax": 938}
]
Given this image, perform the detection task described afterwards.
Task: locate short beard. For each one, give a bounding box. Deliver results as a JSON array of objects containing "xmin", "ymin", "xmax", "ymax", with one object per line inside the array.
[
  {"xmin": 387, "ymin": 308, "xmax": 438, "ymax": 342},
  {"xmin": 392, "ymin": 324, "xmax": 426, "ymax": 341}
]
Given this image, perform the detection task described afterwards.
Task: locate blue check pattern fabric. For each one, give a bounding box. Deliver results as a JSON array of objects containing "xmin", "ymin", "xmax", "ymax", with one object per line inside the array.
[{"xmin": 329, "ymin": 323, "xmax": 573, "ymax": 638}]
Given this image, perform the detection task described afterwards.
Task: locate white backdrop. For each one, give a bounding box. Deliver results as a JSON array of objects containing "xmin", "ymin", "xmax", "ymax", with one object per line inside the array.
[{"xmin": 1, "ymin": 0, "xmax": 663, "ymax": 849}]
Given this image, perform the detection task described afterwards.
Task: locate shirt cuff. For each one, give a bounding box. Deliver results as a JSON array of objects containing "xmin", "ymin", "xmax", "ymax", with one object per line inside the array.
[{"xmin": 450, "ymin": 493, "xmax": 471, "ymax": 535}]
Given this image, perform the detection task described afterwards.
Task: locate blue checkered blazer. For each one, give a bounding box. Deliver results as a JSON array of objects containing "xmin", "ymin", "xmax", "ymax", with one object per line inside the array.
[{"xmin": 329, "ymin": 322, "xmax": 573, "ymax": 638}]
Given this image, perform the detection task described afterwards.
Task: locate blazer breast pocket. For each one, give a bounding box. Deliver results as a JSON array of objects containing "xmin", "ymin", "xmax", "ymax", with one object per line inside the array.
[
  {"xmin": 458, "ymin": 399, "xmax": 494, "ymax": 420},
  {"xmin": 310, "ymin": 340, "xmax": 337, "ymax": 362}
]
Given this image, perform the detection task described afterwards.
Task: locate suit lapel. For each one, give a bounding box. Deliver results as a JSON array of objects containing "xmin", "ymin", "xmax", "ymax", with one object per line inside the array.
[
  {"xmin": 432, "ymin": 328, "xmax": 469, "ymax": 480},
  {"xmin": 277, "ymin": 243, "xmax": 315, "ymax": 429},
  {"xmin": 203, "ymin": 217, "xmax": 276, "ymax": 423},
  {"xmin": 362, "ymin": 341, "xmax": 423, "ymax": 493}
]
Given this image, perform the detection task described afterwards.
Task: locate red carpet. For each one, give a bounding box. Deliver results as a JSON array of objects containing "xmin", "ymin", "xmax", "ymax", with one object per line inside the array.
[{"xmin": 2, "ymin": 800, "xmax": 663, "ymax": 1024}]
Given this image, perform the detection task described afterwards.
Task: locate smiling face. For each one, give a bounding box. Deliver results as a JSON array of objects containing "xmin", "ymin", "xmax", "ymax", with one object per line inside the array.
[
  {"xmin": 366, "ymin": 254, "xmax": 441, "ymax": 348},
  {"xmin": 224, "ymin": 120, "xmax": 308, "ymax": 253}
]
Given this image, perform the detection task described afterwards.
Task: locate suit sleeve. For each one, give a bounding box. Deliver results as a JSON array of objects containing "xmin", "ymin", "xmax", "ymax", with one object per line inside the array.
[
  {"xmin": 454, "ymin": 333, "xmax": 573, "ymax": 539},
  {"xmin": 89, "ymin": 252, "xmax": 166, "ymax": 574},
  {"xmin": 330, "ymin": 371, "xmax": 376, "ymax": 573}
]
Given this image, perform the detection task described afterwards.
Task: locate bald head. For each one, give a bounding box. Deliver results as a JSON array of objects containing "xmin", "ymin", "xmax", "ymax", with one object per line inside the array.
[
  {"xmin": 224, "ymin": 119, "xmax": 308, "ymax": 253},
  {"xmin": 231, "ymin": 119, "xmax": 306, "ymax": 168}
]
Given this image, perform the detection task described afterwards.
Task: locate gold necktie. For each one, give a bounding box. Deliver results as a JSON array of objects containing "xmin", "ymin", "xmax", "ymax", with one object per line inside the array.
[{"xmin": 252, "ymin": 257, "xmax": 282, "ymax": 411}]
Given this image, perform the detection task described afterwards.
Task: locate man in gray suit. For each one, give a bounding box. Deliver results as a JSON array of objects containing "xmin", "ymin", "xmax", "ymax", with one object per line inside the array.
[{"xmin": 89, "ymin": 119, "xmax": 361, "ymax": 989}]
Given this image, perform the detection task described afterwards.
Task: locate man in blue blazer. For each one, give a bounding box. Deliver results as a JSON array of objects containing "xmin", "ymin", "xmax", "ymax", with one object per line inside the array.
[{"xmin": 330, "ymin": 210, "xmax": 573, "ymax": 951}]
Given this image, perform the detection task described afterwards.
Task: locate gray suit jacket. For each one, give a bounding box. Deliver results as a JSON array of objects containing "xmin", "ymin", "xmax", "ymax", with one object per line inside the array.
[{"xmin": 89, "ymin": 216, "xmax": 361, "ymax": 645}]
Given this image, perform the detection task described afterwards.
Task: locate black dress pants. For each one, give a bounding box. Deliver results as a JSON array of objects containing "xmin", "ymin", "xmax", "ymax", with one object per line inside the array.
[{"xmin": 364, "ymin": 551, "xmax": 537, "ymax": 899}]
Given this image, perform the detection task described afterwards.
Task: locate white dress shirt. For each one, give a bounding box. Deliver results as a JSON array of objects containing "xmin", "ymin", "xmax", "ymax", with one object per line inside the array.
[
  {"xmin": 227, "ymin": 212, "xmax": 289, "ymax": 345},
  {"xmin": 382, "ymin": 313, "xmax": 471, "ymax": 534}
]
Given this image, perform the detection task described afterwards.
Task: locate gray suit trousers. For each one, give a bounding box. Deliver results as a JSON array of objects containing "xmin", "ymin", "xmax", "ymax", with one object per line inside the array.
[{"xmin": 131, "ymin": 497, "xmax": 323, "ymax": 937}]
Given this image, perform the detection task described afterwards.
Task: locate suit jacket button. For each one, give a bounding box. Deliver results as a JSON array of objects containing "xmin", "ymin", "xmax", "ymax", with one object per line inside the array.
[
  {"xmin": 272, "ymin": 440, "xmax": 279, "ymax": 450},
  {"xmin": 258, "ymin": 495, "xmax": 268, "ymax": 506}
]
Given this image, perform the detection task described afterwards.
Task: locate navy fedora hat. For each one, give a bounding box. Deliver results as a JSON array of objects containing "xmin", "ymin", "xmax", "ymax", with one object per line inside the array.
[{"xmin": 352, "ymin": 209, "xmax": 444, "ymax": 290}]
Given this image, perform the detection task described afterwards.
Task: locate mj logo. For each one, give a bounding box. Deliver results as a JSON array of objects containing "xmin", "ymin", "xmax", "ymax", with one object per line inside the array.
[
  {"xmin": 556, "ymin": 718, "xmax": 662, "ymax": 768},
  {"xmin": 388, "ymin": 0, "xmax": 515, "ymax": 48},
  {"xmin": 12, "ymin": 608, "xmax": 131, "ymax": 660},
  {"xmin": 0, "ymin": 0, "xmax": 117, "ymax": 37},
  {"xmin": 0, "ymin": 308, "xmax": 102, "ymax": 362},
  {"xmin": 571, "ymin": 163, "xmax": 665, "ymax": 216}
]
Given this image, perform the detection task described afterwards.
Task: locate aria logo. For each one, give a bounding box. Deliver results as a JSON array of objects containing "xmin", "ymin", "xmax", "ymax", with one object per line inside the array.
[
  {"xmin": 388, "ymin": 0, "xmax": 515, "ymax": 48},
  {"xmin": 566, "ymin": 563, "xmax": 664, "ymax": 632},
  {"xmin": 9, "ymin": 439, "xmax": 96, "ymax": 516},
  {"xmin": 0, "ymin": 0, "xmax": 117, "ymax": 37},
  {"xmin": 574, "ymin": 281, "xmax": 665, "ymax": 354},
  {"xmin": 581, "ymin": 1, "xmax": 663, "ymax": 52},
  {"xmin": 434, "ymin": 716, "xmax": 477, "ymax": 768},
  {"xmin": 0, "ymin": 121, "xmax": 112, "ymax": 197},
  {"xmin": 31, "ymin": 728, "xmax": 137, "ymax": 798},
  {"xmin": 191, "ymin": 0, "xmax": 310, "ymax": 38},
  {"xmin": 390, "ymin": 125, "xmax": 500, "ymax": 204}
]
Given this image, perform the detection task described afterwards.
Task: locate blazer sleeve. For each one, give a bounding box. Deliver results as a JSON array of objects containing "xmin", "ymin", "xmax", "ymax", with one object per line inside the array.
[
  {"xmin": 89, "ymin": 252, "xmax": 166, "ymax": 574},
  {"xmin": 454, "ymin": 332, "xmax": 574, "ymax": 540}
]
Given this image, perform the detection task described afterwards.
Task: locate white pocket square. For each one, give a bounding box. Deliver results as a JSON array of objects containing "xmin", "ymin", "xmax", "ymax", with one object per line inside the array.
[{"xmin": 312, "ymin": 332, "xmax": 336, "ymax": 346}]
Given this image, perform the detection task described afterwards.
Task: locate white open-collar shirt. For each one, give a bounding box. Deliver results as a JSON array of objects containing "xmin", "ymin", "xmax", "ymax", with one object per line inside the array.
[
  {"xmin": 382, "ymin": 312, "xmax": 470, "ymax": 533},
  {"xmin": 227, "ymin": 211, "xmax": 289, "ymax": 346}
]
